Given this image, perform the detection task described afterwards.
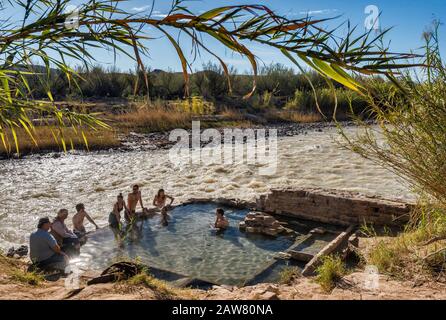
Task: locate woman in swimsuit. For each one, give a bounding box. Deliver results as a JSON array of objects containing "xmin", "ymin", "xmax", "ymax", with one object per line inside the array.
[
  {"xmin": 153, "ymin": 189, "xmax": 174, "ymax": 210},
  {"xmin": 109, "ymin": 193, "xmax": 128, "ymax": 230}
]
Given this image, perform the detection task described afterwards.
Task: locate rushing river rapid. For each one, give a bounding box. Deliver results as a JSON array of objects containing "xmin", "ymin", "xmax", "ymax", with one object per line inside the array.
[{"xmin": 0, "ymin": 126, "xmax": 414, "ymax": 251}]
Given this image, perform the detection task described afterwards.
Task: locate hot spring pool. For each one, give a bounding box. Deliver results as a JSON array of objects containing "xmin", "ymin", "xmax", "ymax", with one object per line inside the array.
[{"xmin": 71, "ymin": 203, "xmax": 337, "ymax": 286}]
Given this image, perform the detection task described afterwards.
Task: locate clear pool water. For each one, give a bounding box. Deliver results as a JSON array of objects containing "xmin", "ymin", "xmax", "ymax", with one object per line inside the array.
[{"xmin": 72, "ymin": 203, "xmax": 300, "ymax": 285}]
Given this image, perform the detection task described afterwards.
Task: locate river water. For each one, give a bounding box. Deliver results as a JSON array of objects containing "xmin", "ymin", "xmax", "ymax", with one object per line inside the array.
[{"xmin": 0, "ymin": 126, "xmax": 414, "ymax": 251}]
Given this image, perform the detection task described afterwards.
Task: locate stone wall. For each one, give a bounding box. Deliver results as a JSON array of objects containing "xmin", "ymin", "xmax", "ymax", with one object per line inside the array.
[{"xmin": 256, "ymin": 188, "xmax": 414, "ymax": 227}]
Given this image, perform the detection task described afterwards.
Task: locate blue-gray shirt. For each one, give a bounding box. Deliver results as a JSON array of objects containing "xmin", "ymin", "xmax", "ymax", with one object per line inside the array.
[{"xmin": 29, "ymin": 229, "xmax": 58, "ymax": 263}]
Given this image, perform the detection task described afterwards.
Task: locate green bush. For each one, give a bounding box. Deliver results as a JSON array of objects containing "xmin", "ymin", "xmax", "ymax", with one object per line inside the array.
[{"xmin": 315, "ymin": 255, "xmax": 347, "ymax": 292}]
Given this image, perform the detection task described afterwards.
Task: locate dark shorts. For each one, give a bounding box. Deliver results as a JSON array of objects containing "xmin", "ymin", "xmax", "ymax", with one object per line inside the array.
[
  {"xmin": 109, "ymin": 212, "xmax": 120, "ymax": 228},
  {"xmin": 36, "ymin": 253, "xmax": 66, "ymax": 271},
  {"xmin": 73, "ymin": 229, "xmax": 86, "ymax": 239},
  {"xmin": 62, "ymin": 237, "xmax": 80, "ymax": 247},
  {"xmin": 62, "ymin": 237, "xmax": 80, "ymax": 256}
]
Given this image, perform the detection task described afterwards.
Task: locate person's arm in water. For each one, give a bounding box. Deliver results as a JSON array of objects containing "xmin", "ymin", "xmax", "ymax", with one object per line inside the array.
[
  {"xmin": 138, "ymin": 191, "xmax": 145, "ymax": 210},
  {"xmin": 52, "ymin": 243, "xmax": 68, "ymax": 258},
  {"xmin": 214, "ymin": 217, "xmax": 219, "ymax": 228},
  {"xmin": 46, "ymin": 232, "xmax": 68, "ymax": 258},
  {"xmin": 123, "ymin": 202, "xmax": 130, "ymax": 216},
  {"xmin": 127, "ymin": 194, "xmax": 131, "ymax": 210},
  {"xmin": 152, "ymin": 196, "xmax": 157, "ymax": 207},
  {"xmin": 84, "ymin": 211, "xmax": 99, "ymax": 229},
  {"xmin": 166, "ymin": 195, "xmax": 174, "ymax": 206}
]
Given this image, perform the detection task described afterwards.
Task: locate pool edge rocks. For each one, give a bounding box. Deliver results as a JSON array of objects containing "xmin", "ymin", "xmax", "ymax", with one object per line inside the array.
[{"xmin": 256, "ymin": 187, "xmax": 414, "ymax": 227}]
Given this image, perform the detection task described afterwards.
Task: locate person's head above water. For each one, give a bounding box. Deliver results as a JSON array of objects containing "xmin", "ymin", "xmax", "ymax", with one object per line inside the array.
[
  {"xmin": 117, "ymin": 193, "xmax": 124, "ymax": 201},
  {"xmin": 216, "ymin": 208, "xmax": 224, "ymax": 217},
  {"xmin": 157, "ymin": 189, "xmax": 165, "ymax": 197},
  {"xmin": 37, "ymin": 217, "xmax": 51, "ymax": 231},
  {"xmin": 57, "ymin": 209, "xmax": 68, "ymax": 220},
  {"xmin": 75, "ymin": 203, "xmax": 85, "ymax": 213},
  {"xmin": 132, "ymin": 184, "xmax": 139, "ymax": 194}
]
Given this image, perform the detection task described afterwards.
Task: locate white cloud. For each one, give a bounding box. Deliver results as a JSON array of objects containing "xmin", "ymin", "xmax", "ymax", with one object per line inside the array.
[
  {"xmin": 131, "ymin": 5, "xmax": 150, "ymax": 12},
  {"xmin": 131, "ymin": 7, "xmax": 168, "ymax": 18},
  {"xmin": 152, "ymin": 10, "xmax": 168, "ymax": 18},
  {"xmin": 298, "ymin": 9, "xmax": 339, "ymax": 16}
]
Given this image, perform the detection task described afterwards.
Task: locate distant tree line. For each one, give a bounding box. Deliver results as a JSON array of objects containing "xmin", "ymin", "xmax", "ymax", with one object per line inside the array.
[{"xmin": 27, "ymin": 62, "xmax": 377, "ymax": 116}]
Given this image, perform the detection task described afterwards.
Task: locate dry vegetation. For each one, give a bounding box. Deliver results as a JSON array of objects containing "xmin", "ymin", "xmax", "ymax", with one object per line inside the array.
[
  {"xmin": 315, "ymin": 255, "xmax": 347, "ymax": 292},
  {"xmin": 2, "ymin": 102, "xmax": 293, "ymax": 157},
  {"xmin": 0, "ymin": 126, "xmax": 120, "ymax": 156},
  {"xmin": 0, "ymin": 255, "xmax": 43, "ymax": 286},
  {"xmin": 278, "ymin": 266, "xmax": 301, "ymax": 284},
  {"xmin": 265, "ymin": 110, "xmax": 323, "ymax": 123},
  {"xmin": 361, "ymin": 205, "xmax": 446, "ymax": 281},
  {"xmin": 109, "ymin": 106, "xmax": 193, "ymax": 133}
]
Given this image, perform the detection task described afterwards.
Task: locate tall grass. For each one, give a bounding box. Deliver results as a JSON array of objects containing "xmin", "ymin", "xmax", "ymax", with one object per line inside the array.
[
  {"xmin": 110, "ymin": 106, "xmax": 193, "ymax": 133},
  {"xmin": 0, "ymin": 254, "xmax": 44, "ymax": 286},
  {"xmin": 366, "ymin": 205, "xmax": 446, "ymax": 278},
  {"xmin": 26, "ymin": 62, "xmax": 371, "ymax": 119},
  {"xmin": 315, "ymin": 255, "xmax": 347, "ymax": 292},
  {"xmin": 0, "ymin": 127, "xmax": 119, "ymax": 156},
  {"xmin": 285, "ymin": 88, "xmax": 368, "ymax": 118},
  {"xmin": 342, "ymin": 26, "xmax": 446, "ymax": 205},
  {"xmin": 278, "ymin": 266, "xmax": 301, "ymax": 284}
]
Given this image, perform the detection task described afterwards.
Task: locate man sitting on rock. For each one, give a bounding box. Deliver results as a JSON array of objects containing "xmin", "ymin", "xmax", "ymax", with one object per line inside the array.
[{"xmin": 29, "ymin": 217, "xmax": 68, "ymax": 272}]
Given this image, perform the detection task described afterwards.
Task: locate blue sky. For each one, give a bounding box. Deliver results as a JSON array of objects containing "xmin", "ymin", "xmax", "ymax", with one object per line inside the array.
[
  {"xmin": 7, "ymin": 0, "xmax": 446, "ymax": 72},
  {"xmin": 121, "ymin": 0, "xmax": 446, "ymax": 72}
]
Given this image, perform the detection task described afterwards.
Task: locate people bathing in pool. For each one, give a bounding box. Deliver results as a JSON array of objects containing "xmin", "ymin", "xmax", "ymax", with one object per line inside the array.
[
  {"xmin": 73, "ymin": 203, "xmax": 99, "ymax": 241},
  {"xmin": 29, "ymin": 217, "xmax": 69, "ymax": 272},
  {"xmin": 126, "ymin": 184, "xmax": 146, "ymax": 222},
  {"xmin": 153, "ymin": 189, "xmax": 174, "ymax": 210},
  {"xmin": 160, "ymin": 207, "xmax": 169, "ymax": 227},
  {"xmin": 51, "ymin": 209, "xmax": 81, "ymax": 256},
  {"xmin": 109, "ymin": 193, "xmax": 129, "ymax": 230},
  {"xmin": 214, "ymin": 208, "xmax": 229, "ymax": 230},
  {"xmin": 153, "ymin": 189, "xmax": 174, "ymax": 227}
]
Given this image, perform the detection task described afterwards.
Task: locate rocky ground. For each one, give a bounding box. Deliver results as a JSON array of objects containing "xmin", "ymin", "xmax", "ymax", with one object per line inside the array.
[
  {"xmin": 116, "ymin": 120, "xmax": 363, "ymax": 153},
  {"xmin": 1, "ymin": 120, "xmax": 366, "ymax": 160},
  {"xmin": 2, "ymin": 269, "xmax": 445, "ymax": 301},
  {"xmin": 1, "ymin": 237, "xmax": 445, "ymax": 300}
]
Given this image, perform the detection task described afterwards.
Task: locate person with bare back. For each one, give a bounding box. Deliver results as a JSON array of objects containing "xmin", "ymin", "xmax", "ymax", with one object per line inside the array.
[
  {"xmin": 72, "ymin": 203, "xmax": 99, "ymax": 239},
  {"xmin": 126, "ymin": 184, "xmax": 145, "ymax": 222}
]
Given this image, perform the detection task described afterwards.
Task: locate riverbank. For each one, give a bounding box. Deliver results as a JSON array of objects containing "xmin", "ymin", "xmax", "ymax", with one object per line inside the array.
[
  {"xmin": 2, "ymin": 236, "xmax": 445, "ymax": 300},
  {"xmin": 0, "ymin": 115, "xmax": 367, "ymax": 159},
  {"xmin": 0, "ymin": 98, "xmax": 370, "ymax": 158}
]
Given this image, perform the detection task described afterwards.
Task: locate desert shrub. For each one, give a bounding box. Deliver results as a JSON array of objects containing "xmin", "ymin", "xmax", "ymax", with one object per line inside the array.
[
  {"xmin": 279, "ymin": 266, "xmax": 301, "ymax": 284},
  {"xmin": 342, "ymin": 24, "xmax": 446, "ymax": 205},
  {"xmin": 10, "ymin": 270, "xmax": 44, "ymax": 286},
  {"xmin": 315, "ymin": 255, "xmax": 347, "ymax": 292}
]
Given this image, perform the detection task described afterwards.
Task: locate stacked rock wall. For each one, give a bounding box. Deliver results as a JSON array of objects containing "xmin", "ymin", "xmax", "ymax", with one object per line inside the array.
[{"xmin": 256, "ymin": 188, "xmax": 413, "ymax": 227}]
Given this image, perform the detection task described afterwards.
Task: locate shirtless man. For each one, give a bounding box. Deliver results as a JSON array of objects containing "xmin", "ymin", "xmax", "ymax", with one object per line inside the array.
[
  {"xmin": 127, "ymin": 184, "xmax": 145, "ymax": 222},
  {"xmin": 214, "ymin": 208, "xmax": 229, "ymax": 230},
  {"xmin": 72, "ymin": 203, "xmax": 99, "ymax": 238}
]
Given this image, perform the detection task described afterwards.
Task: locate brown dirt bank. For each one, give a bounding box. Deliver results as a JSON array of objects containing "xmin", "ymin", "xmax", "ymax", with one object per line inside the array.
[{"xmin": 1, "ymin": 237, "xmax": 445, "ymax": 300}]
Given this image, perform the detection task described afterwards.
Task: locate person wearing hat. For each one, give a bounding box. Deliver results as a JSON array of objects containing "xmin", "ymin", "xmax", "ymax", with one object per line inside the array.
[{"xmin": 29, "ymin": 217, "xmax": 68, "ymax": 271}]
